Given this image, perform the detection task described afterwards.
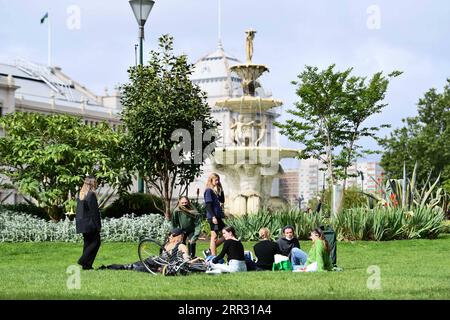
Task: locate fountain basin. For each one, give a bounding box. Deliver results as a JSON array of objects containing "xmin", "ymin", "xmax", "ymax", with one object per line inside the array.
[
  {"xmin": 230, "ymin": 64, "xmax": 269, "ymax": 82},
  {"xmin": 215, "ymin": 96, "xmax": 282, "ymax": 112},
  {"xmin": 213, "ymin": 146, "xmax": 300, "ymax": 165}
]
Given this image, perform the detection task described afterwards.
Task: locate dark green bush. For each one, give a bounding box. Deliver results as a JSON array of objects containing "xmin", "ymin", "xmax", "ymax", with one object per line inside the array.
[
  {"xmin": 101, "ymin": 193, "xmax": 164, "ymax": 218},
  {"xmin": 1, "ymin": 203, "xmax": 49, "ymax": 220}
]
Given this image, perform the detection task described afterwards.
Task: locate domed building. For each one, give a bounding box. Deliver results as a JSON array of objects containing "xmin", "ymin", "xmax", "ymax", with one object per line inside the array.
[
  {"xmin": 191, "ymin": 42, "xmax": 243, "ymax": 103},
  {"xmin": 190, "ymin": 41, "xmax": 277, "ymax": 148},
  {"xmin": 181, "ymin": 41, "xmax": 284, "ymax": 213}
]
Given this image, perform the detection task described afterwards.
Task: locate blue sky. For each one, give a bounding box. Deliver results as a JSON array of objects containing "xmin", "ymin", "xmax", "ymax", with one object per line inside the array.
[{"xmin": 1, "ymin": 0, "xmax": 449, "ymax": 168}]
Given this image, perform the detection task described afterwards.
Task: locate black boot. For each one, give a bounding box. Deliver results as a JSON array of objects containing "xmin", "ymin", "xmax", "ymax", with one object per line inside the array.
[{"xmin": 189, "ymin": 243, "xmax": 196, "ymax": 258}]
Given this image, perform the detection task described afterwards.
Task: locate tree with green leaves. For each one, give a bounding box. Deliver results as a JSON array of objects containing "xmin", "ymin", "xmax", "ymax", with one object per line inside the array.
[
  {"xmin": 0, "ymin": 112, "xmax": 131, "ymax": 220},
  {"xmin": 380, "ymin": 79, "xmax": 450, "ymax": 192},
  {"xmin": 120, "ymin": 34, "xmax": 218, "ymax": 219},
  {"xmin": 337, "ymin": 69, "xmax": 402, "ymax": 189},
  {"xmin": 275, "ymin": 64, "xmax": 400, "ymax": 191}
]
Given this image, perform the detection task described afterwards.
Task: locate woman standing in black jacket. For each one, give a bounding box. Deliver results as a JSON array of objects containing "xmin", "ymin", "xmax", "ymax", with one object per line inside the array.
[{"xmin": 75, "ymin": 176, "xmax": 101, "ymax": 270}]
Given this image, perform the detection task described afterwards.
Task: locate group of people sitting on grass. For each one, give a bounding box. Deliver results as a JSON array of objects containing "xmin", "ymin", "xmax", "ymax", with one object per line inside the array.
[
  {"xmin": 205, "ymin": 224, "xmax": 334, "ymax": 274},
  {"xmin": 94, "ymin": 193, "xmax": 334, "ymax": 275},
  {"xmin": 99, "ymin": 223, "xmax": 333, "ymax": 275},
  {"xmin": 75, "ymin": 173, "xmax": 336, "ymax": 274}
]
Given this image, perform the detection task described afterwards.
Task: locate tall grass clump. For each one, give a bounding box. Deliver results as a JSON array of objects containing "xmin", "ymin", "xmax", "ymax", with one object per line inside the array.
[
  {"xmin": 227, "ymin": 208, "xmax": 327, "ymax": 241},
  {"xmin": 332, "ymin": 206, "xmax": 446, "ymax": 241}
]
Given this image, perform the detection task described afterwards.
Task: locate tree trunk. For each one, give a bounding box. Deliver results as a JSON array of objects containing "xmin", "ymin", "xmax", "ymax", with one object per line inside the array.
[
  {"xmin": 163, "ymin": 173, "xmax": 171, "ymax": 220},
  {"xmin": 164, "ymin": 198, "xmax": 171, "ymax": 220}
]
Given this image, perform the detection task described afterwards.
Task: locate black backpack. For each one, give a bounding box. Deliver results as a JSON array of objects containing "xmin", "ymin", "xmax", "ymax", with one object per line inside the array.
[{"xmin": 320, "ymin": 225, "xmax": 337, "ymax": 267}]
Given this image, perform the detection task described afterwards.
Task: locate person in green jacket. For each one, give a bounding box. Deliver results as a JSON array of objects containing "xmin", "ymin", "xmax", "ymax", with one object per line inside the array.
[
  {"xmin": 171, "ymin": 196, "xmax": 202, "ymax": 258},
  {"xmin": 294, "ymin": 228, "xmax": 332, "ymax": 272}
]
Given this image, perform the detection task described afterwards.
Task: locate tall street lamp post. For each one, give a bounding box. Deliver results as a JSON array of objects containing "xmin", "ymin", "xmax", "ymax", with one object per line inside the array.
[
  {"xmin": 129, "ymin": 0, "xmax": 155, "ymax": 193},
  {"xmin": 297, "ymin": 195, "xmax": 304, "ymax": 209},
  {"xmin": 357, "ymin": 170, "xmax": 364, "ymax": 192}
]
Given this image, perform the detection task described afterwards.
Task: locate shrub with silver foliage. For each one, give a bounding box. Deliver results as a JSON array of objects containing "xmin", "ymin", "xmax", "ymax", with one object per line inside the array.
[{"xmin": 0, "ymin": 210, "xmax": 170, "ymax": 243}]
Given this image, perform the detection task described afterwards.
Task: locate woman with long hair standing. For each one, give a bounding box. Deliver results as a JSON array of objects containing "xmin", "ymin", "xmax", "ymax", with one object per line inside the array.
[
  {"xmin": 75, "ymin": 176, "xmax": 102, "ymax": 270},
  {"xmin": 204, "ymin": 173, "xmax": 225, "ymax": 257}
]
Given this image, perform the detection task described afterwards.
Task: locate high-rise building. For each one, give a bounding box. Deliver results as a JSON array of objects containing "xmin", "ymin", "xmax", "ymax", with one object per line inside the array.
[
  {"xmin": 279, "ymin": 169, "xmax": 300, "ymax": 206},
  {"xmin": 298, "ymin": 158, "xmax": 327, "ymax": 206},
  {"xmin": 354, "ymin": 161, "xmax": 385, "ymax": 194},
  {"xmin": 280, "ymin": 158, "xmax": 385, "ymax": 206}
]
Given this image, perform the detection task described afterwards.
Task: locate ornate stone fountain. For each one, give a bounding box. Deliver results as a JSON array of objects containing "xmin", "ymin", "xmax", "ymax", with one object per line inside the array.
[{"xmin": 212, "ymin": 30, "xmax": 300, "ymax": 215}]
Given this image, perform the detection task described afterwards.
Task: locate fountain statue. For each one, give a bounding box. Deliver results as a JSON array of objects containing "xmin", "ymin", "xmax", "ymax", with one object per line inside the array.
[{"xmin": 212, "ymin": 30, "xmax": 300, "ymax": 215}]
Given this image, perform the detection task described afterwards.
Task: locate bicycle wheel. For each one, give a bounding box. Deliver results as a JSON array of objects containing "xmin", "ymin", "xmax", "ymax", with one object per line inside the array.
[{"xmin": 138, "ymin": 238, "xmax": 164, "ymax": 275}]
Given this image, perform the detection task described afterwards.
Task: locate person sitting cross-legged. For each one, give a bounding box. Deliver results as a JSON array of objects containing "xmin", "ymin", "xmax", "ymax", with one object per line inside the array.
[{"xmin": 276, "ymin": 225, "xmax": 308, "ymax": 269}]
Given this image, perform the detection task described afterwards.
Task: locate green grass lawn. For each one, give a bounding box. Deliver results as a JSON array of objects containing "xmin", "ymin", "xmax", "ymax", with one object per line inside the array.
[{"xmin": 1, "ymin": 235, "xmax": 449, "ymax": 300}]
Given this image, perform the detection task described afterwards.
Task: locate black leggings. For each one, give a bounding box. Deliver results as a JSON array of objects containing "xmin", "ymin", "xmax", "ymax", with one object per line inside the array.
[
  {"xmin": 103, "ymin": 258, "xmax": 160, "ymax": 273},
  {"xmin": 78, "ymin": 231, "xmax": 101, "ymax": 269}
]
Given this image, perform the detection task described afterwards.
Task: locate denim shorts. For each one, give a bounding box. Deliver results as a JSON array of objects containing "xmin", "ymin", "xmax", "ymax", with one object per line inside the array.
[{"xmin": 207, "ymin": 217, "xmax": 225, "ymax": 233}]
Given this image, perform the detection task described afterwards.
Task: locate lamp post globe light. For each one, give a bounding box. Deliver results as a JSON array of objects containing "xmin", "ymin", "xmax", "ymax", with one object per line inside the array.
[{"xmin": 129, "ymin": 0, "xmax": 155, "ymax": 193}]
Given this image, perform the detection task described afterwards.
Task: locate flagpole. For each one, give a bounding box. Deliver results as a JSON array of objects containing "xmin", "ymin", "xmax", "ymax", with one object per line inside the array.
[
  {"xmin": 218, "ymin": 0, "xmax": 222, "ymax": 47},
  {"xmin": 48, "ymin": 12, "xmax": 51, "ymax": 66}
]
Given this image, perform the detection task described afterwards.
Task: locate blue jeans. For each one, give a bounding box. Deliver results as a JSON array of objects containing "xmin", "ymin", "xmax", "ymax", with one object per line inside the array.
[
  {"xmin": 291, "ymin": 248, "xmax": 308, "ymax": 269},
  {"xmin": 206, "ymin": 255, "xmax": 225, "ymax": 264}
]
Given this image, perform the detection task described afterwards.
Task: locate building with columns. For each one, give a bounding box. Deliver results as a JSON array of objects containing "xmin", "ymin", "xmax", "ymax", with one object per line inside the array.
[
  {"xmin": 0, "ymin": 59, "xmax": 123, "ymax": 204},
  {"xmin": 0, "ymin": 59, "xmax": 121, "ymax": 126}
]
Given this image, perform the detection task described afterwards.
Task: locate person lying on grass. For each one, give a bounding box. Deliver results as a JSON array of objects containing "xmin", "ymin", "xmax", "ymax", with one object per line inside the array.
[
  {"xmin": 293, "ymin": 228, "xmax": 332, "ymax": 272},
  {"xmin": 99, "ymin": 228, "xmax": 202, "ymax": 273}
]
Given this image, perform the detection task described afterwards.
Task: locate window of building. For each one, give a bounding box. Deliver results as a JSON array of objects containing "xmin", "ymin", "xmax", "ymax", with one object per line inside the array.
[{"xmin": 0, "ymin": 101, "xmax": 3, "ymax": 117}]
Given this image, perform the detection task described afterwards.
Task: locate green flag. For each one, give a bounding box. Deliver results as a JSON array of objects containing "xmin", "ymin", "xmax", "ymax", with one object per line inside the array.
[{"xmin": 40, "ymin": 12, "xmax": 48, "ymax": 24}]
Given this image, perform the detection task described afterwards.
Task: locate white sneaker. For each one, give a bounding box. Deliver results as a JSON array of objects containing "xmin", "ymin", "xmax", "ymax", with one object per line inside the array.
[{"xmin": 203, "ymin": 249, "xmax": 211, "ymax": 258}]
